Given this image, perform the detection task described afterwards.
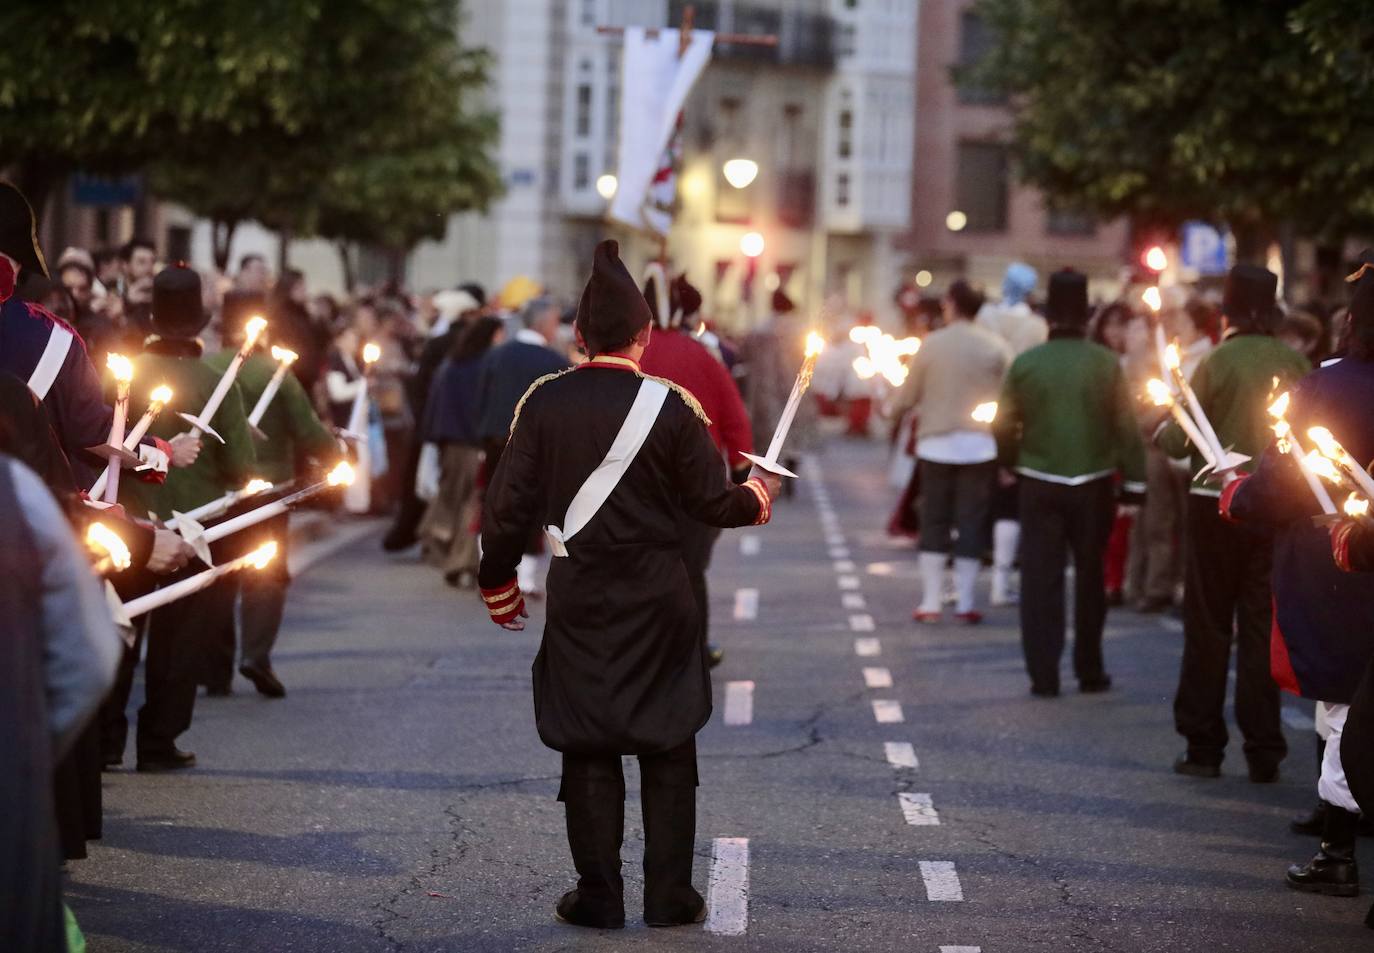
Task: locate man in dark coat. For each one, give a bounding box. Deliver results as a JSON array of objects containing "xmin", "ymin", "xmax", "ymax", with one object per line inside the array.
[{"xmin": 478, "ymin": 241, "xmax": 779, "ymax": 930}]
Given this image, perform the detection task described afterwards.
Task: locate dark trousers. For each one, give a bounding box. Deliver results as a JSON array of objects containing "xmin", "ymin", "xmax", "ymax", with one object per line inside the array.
[
  {"xmin": 917, "ymin": 459, "xmax": 995, "ymax": 558},
  {"xmin": 1174, "ymin": 495, "xmax": 1286, "ymax": 768},
  {"xmin": 559, "ymin": 738, "xmax": 699, "ymax": 920},
  {"xmin": 205, "ymin": 514, "xmax": 292, "ymax": 685},
  {"xmin": 1019, "ymin": 476, "xmax": 1116, "ymax": 690},
  {"xmin": 678, "ymin": 518, "xmax": 721, "ymax": 647}
]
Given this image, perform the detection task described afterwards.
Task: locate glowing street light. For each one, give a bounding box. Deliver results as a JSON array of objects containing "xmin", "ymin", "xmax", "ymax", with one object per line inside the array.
[
  {"xmin": 740, "ymin": 231, "xmax": 765, "ymax": 258},
  {"xmin": 595, "ymin": 173, "xmax": 618, "ymax": 199},
  {"xmin": 915, "ymin": 270, "xmax": 933, "ymax": 288},
  {"xmin": 946, "ymin": 210, "xmax": 968, "ymax": 232},
  {"xmin": 722, "ymin": 158, "xmax": 759, "ymax": 189}
]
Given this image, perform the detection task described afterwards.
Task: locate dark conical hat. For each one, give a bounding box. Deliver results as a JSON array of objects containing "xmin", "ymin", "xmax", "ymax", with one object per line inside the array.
[
  {"xmin": 575, "ymin": 240, "xmax": 653, "ymax": 354},
  {"xmin": 0, "ymin": 181, "xmax": 48, "ymax": 278},
  {"xmin": 1222, "ymin": 263, "xmax": 1277, "ymax": 325},
  {"xmin": 152, "ymin": 264, "xmax": 208, "ymax": 338}
]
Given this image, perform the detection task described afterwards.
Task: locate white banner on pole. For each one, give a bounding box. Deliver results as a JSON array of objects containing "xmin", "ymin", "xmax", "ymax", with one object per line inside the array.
[{"xmin": 609, "ymin": 27, "xmax": 713, "ymax": 236}]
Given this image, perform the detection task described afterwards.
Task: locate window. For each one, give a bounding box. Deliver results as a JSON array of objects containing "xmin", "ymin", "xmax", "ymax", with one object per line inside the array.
[
  {"xmin": 573, "ymin": 153, "xmax": 590, "ymax": 190},
  {"xmin": 955, "ymin": 142, "xmax": 1009, "ymax": 233},
  {"xmin": 838, "ymin": 109, "xmax": 853, "ymax": 160},
  {"xmin": 575, "ymin": 84, "xmax": 592, "ymax": 137},
  {"xmin": 955, "ymin": 11, "xmax": 1005, "ymax": 105},
  {"xmin": 580, "ymin": 0, "xmax": 596, "ymax": 26},
  {"xmin": 1047, "ymin": 206, "xmax": 1096, "ymax": 237},
  {"xmin": 836, "ymin": 173, "xmax": 850, "ymax": 208}
]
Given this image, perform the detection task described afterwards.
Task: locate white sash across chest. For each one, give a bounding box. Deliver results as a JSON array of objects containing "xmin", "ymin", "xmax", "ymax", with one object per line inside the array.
[
  {"xmin": 545, "ymin": 377, "xmax": 669, "ymax": 557},
  {"xmin": 26, "ymin": 323, "xmax": 74, "ymax": 400}
]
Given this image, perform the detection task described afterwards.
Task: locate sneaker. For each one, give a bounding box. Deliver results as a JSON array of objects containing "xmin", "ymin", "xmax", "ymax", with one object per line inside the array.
[{"xmin": 912, "ymin": 610, "xmax": 942, "ymax": 624}]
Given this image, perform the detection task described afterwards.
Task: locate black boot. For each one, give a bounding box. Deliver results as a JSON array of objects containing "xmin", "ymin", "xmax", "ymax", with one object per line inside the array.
[
  {"xmin": 1286, "ymin": 806, "xmax": 1361, "ymax": 897},
  {"xmin": 642, "ymin": 778, "xmax": 703, "ymax": 926},
  {"xmin": 557, "ymin": 768, "xmax": 626, "ymax": 928}
]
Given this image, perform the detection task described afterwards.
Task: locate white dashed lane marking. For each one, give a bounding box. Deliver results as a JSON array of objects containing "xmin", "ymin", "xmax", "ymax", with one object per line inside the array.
[
  {"xmin": 899, "ymin": 792, "xmax": 941, "ymax": 826},
  {"xmin": 838, "ymin": 575, "xmax": 861, "ymax": 590},
  {"xmin": 940, "ymin": 947, "xmax": 982, "ymax": 953},
  {"xmin": 733, "ymin": 588, "xmax": 759, "ymax": 622},
  {"xmin": 919, "ymin": 861, "xmax": 965, "ymax": 901},
  {"xmin": 872, "ymin": 699, "xmax": 904, "ymax": 723},
  {"xmin": 842, "ymin": 593, "xmax": 867, "ymax": 610},
  {"xmin": 885, "ymin": 742, "xmax": 919, "ymax": 769},
  {"xmin": 723, "ymin": 681, "xmax": 754, "ymax": 725},
  {"xmin": 849, "ymin": 614, "xmax": 875, "ymax": 632},
  {"xmin": 833, "ymin": 559, "xmax": 856, "ymax": 573},
  {"xmin": 739, "ymin": 534, "xmax": 761, "ymax": 556},
  {"xmin": 863, "ymin": 666, "xmax": 893, "ymax": 688},
  {"xmin": 855, "ymin": 638, "xmax": 881, "ymax": 657},
  {"xmin": 829, "ymin": 546, "xmax": 850, "ymax": 559},
  {"xmin": 704, "ymin": 837, "xmax": 750, "ymax": 935}
]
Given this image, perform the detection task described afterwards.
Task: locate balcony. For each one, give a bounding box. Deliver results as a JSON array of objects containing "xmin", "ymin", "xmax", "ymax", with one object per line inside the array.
[{"xmin": 667, "ymin": 1, "xmax": 836, "ymax": 70}]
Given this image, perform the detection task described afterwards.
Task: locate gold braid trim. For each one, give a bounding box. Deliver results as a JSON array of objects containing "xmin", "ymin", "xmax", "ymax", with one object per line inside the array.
[
  {"xmin": 508, "ymin": 367, "xmax": 577, "ymax": 436},
  {"xmin": 640, "ymin": 373, "xmax": 713, "ymax": 428}
]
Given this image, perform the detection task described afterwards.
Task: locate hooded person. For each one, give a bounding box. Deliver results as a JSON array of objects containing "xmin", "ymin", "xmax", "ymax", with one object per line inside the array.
[
  {"xmin": 1155, "ymin": 262, "xmax": 1309, "ymax": 785},
  {"xmin": 639, "ymin": 270, "xmax": 755, "ymax": 668},
  {"xmin": 98, "ymin": 263, "xmax": 258, "ymax": 773},
  {"xmin": 476, "ymin": 239, "xmax": 779, "ymax": 930},
  {"xmin": 994, "ymin": 268, "xmax": 1146, "ymax": 697},
  {"xmin": 978, "ymin": 261, "xmax": 1048, "ymax": 357},
  {"xmin": 1218, "ymin": 254, "xmax": 1374, "ymax": 902}
]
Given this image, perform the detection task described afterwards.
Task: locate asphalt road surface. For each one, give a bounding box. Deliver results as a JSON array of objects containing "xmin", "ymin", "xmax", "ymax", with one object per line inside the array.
[{"xmin": 69, "ymin": 438, "xmax": 1371, "ymax": 952}]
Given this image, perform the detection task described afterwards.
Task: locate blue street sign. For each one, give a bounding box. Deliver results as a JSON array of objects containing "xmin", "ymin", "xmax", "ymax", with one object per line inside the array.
[
  {"xmin": 71, "ymin": 174, "xmax": 142, "ymax": 207},
  {"xmin": 1180, "ymin": 221, "xmax": 1228, "ymax": 276}
]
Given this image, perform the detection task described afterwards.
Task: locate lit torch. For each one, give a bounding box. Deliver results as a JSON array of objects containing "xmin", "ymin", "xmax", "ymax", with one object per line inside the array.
[
  {"xmin": 247, "ymin": 346, "xmax": 299, "ymax": 427},
  {"xmin": 1307, "ymin": 426, "xmax": 1374, "ymax": 502},
  {"xmin": 740, "ymin": 332, "xmax": 826, "ymax": 479},
  {"xmin": 119, "ymin": 541, "xmax": 279, "ymax": 620},
  {"xmin": 971, "ymin": 402, "xmax": 998, "ymax": 425},
  {"xmin": 98, "ymin": 354, "xmax": 136, "ymax": 503},
  {"xmin": 86, "ymin": 522, "xmax": 132, "ymax": 574},
  {"xmin": 1267, "ymin": 391, "xmax": 1336, "ymax": 515},
  {"xmin": 1164, "ymin": 341, "xmax": 1248, "ymax": 481},
  {"xmin": 1147, "ymin": 378, "xmax": 1219, "ymax": 472},
  {"xmin": 179, "ymin": 314, "xmax": 267, "ymax": 443},
  {"xmin": 89, "ymin": 383, "xmax": 173, "ymax": 500}
]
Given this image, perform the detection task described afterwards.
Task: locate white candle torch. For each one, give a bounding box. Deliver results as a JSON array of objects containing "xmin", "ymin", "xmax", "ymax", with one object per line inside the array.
[
  {"xmin": 1307, "ymin": 426, "xmax": 1374, "ymax": 502},
  {"xmin": 179, "ymin": 315, "xmax": 267, "ymax": 443},
  {"xmin": 174, "ymin": 462, "xmax": 354, "ymax": 564},
  {"xmin": 1344, "ymin": 493, "xmax": 1372, "ymax": 526},
  {"xmin": 248, "ymin": 346, "xmax": 299, "ymax": 427},
  {"xmin": 119, "ymin": 541, "xmax": 278, "ymax": 622},
  {"xmin": 1163, "ymin": 342, "xmax": 1248, "ymax": 480},
  {"xmin": 89, "ymin": 383, "xmax": 173, "ymax": 500},
  {"xmin": 345, "ymin": 342, "xmax": 382, "ymax": 438},
  {"xmin": 1267, "ymin": 392, "xmax": 1337, "ymax": 515},
  {"xmin": 100, "ymin": 354, "xmax": 135, "ymax": 503},
  {"xmin": 739, "ymin": 331, "xmax": 826, "ymax": 479},
  {"xmin": 1147, "ymin": 378, "xmax": 1219, "ymax": 471},
  {"xmin": 163, "ymin": 478, "xmax": 274, "ymax": 533},
  {"xmin": 85, "ymin": 522, "xmax": 132, "ymax": 574}
]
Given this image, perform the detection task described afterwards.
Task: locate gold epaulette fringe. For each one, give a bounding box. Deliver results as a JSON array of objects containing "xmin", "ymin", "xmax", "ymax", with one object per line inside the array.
[
  {"xmin": 509, "ymin": 367, "xmax": 577, "ymax": 435},
  {"xmin": 641, "ymin": 373, "xmax": 713, "ymax": 428}
]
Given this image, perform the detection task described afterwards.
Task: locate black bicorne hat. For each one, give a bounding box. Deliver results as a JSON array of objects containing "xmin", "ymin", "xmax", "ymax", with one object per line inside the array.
[
  {"xmin": 576, "ymin": 240, "xmax": 653, "ymax": 355},
  {"xmin": 152, "ymin": 264, "xmax": 209, "ymax": 338},
  {"xmin": 0, "ymin": 181, "xmax": 48, "ymax": 278},
  {"xmin": 1045, "ymin": 269, "xmax": 1088, "ymax": 328},
  {"xmin": 1222, "ymin": 263, "xmax": 1278, "ymax": 327}
]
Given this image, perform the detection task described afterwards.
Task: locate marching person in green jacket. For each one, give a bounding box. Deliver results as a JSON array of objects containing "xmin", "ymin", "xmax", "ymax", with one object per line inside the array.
[
  {"xmin": 1158, "ymin": 263, "xmax": 1309, "ymax": 782},
  {"xmin": 101, "ymin": 264, "xmax": 257, "ymax": 772},
  {"xmin": 203, "ymin": 314, "xmax": 341, "ymax": 698},
  {"xmin": 995, "ymin": 269, "xmax": 1146, "ymax": 698}
]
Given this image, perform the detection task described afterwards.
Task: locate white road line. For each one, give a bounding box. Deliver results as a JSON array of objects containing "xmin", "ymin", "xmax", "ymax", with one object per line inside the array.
[
  {"xmin": 833, "ymin": 559, "xmax": 856, "ymax": 573},
  {"xmin": 863, "ymin": 666, "xmax": 893, "ymax": 688},
  {"xmin": 919, "ymin": 861, "xmax": 964, "ymax": 901},
  {"xmin": 1282, "ymin": 708, "xmax": 1316, "ymax": 732},
  {"xmin": 733, "ymin": 588, "xmax": 759, "ymax": 622},
  {"xmin": 899, "ymin": 792, "xmax": 941, "ymax": 826},
  {"xmin": 872, "ymin": 699, "xmax": 904, "ymax": 723},
  {"xmin": 838, "ymin": 575, "xmax": 861, "ymax": 590},
  {"xmin": 842, "ymin": 593, "xmax": 867, "ymax": 610},
  {"xmin": 885, "ymin": 741, "xmax": 919, "ymax": 769},
  {"xmin": 940, "ymin": 947, "xmax": 982, "ymax": 953},
  {"xmin": 855, "ymin": 637, "xmax": 881, "ymax": 657},
  {"xmin": 825, "ymin": 534, "xmax": 846, "ymax": 547},
  {"xmin": 723, "ymin": 681, "xmax": 754, "ymax": 725},
  {"xmin": 829, "ymin": 546, "xmax": 850, "ymax": 559},
  {"xmin": 739, "ymin": 534, "xmax": 761, "ymax": 556},
  {"xmin": 849, "ymin": 614, "xmax": 875, "ymax": 632},
  {"xmin": 704, "ymin": 837, "xmax": 750, "ymax": 935}
]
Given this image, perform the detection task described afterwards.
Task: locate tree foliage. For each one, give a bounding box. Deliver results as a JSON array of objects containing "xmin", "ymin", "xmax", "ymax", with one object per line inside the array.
[{"xmin": 971, "ymin": 0, "xmax": 1374, "ymax": 247}]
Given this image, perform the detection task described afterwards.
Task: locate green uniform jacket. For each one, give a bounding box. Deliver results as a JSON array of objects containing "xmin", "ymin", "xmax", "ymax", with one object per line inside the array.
[
  {"xmin": 995, "ymin": 335, "xmax": 1146, "ymax": 490},
  {"xmin": 207, "ymin": 350, "xmax": 337, "ymax": 485},
  {"xmin": 110, "ymin": 338, "xmax": 257, "ymax": 519},
  {"xmin": 1157, "ymin": 333, "xmax": 1310, "ymax": 496}
]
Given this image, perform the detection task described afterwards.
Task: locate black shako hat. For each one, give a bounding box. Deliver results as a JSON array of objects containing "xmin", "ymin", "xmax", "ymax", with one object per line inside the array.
[
  {"xmin": 1045, "ymin": 268, "xmax": 1088, "ymax": 328},
  {"xmin": 1222, "ymin": 263, "xmax": 1278, "ymax": 328},
  {"xmin": 575, "ymin": 240, "xmax": 653, "ymax": 354},
  {"xmin": 152, "ymin": 264, "xmax": 209, "ymax": 338},
  {"xmin": 671, "ymin": 274, "xmax": 702, "ymax": 324},
  {"xmin": 0, "ymin": 181, "xmax": 49, "ymax": 278}
]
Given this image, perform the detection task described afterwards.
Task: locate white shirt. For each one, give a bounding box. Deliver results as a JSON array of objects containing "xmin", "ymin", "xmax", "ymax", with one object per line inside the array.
[{"xmin": 916, "ymin": 429, "xmax": 997, "ymax": 465}]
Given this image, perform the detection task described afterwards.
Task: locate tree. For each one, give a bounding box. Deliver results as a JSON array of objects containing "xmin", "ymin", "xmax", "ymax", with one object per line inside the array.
[
  {"xmin": 970, "ymin": 0, "xmax": 1374, "ymax": 257},
  {"xmin": 1291, "ymin": 0, "xmax": 1374, "ymax": 93}
]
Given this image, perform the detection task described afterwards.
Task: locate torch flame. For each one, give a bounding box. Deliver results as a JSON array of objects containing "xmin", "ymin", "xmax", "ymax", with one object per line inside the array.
[
  {"xmin": 971, "ymin": 402, "xmax": 998, "ymax": 424},
  {"xmin": 244, "ymin": 316, "xmax": 268, "ymax": 347},
  {"xmin": 326, "ymin": 461, "xmax": 356, "ymax": 487},
  {"xmin": 270, "ymin": 346, "xmax": 299, "ymax": 366},
  {"xmin": 848, "ymin": 326, "xmax": 882, "ymax": 345},
  {"xmin": 805, "ymin": 332, "xmax": 826, "ymax": 358},
  {"xmin": 362, "ymin": 342, "xmax": 382, "ymax": 365},
  {"xmin": 242, "ymin": 479, "xmax": 272, "ymax": 495},
  {"xmin": 106, "ymin": 353, "xmax": 134, "ymax": 383},
  {"xmin": 1267, "ymin": 391, "xmax": 1290, "ymax": 420},
  {"xmin": 86, "ymin": 522, "xmax": 132, "ymax": 571},
  {"xmin": 246, "ymin": 540, "xmax": 278, "ymax": 570},
  {"xmin": 1164, "ymin": 343, "xmax": 1181, "ymax": 371},
  {"xmin": 149, "ymin": 384, "xmax": 173, "ymax": 407},
  {"xmin": 1345, "ymin": 493, "xmax": 1370, "ymax": 519},
  {"xmin": 852, "ymin": 356, "xmax": 877, "ymax": 380},
  {"xmin": 1307, "ymin": 426, "xmax": 1345, "ymax": 463},
  {"xmin": 1303, "ymin": 450, "xmax": 1343, "ymax": 484},
  {"xmin": 1142, "ymin": 286, "xmax": 1162, "ymax": 313},
  {"xmin": 1145, "ymin": 379, "xmax": 1173, "ymax": 407}
]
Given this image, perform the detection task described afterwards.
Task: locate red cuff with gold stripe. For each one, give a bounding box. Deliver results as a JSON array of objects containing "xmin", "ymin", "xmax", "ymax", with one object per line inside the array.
[
  {"xmin": 1332, "ymin": 521, "xmax": 1358, "ymax": 573},
  {"xmin": 1217, "ymin": 472, "xmax": 1249, "ymax": 523},
  {"xmin": 744, "ymin": 477, "xmax": 772, "ymax": 526},
  {"xmin": 481, "ymin": 579, "xmax": 525, "ymax": 624}
]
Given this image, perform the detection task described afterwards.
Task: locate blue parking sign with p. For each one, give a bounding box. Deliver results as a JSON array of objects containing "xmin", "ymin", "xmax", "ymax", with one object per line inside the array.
[{"xmin": 1180, "ymin": 222, "xmax": 1228, "ymax": 276}]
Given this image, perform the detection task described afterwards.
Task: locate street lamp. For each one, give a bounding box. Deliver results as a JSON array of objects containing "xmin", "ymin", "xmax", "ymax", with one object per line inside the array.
[
  {"xmin": 740, "ymin": 231, "xmax": 765, "ymax": 258},
  {"xmin": 723, "ymin": 158, "xmax": 759, "ymax": 190},
  {"xmin": 915, "ymin": 269, "xmax": 933, "ymax": 288},
  {"xmin": 596, "ymin": 173, "xmax": 618, "ymax": 200},
  {"xmin": 945, "ymin": 210, "xmax": 968, "ymax": 232}
]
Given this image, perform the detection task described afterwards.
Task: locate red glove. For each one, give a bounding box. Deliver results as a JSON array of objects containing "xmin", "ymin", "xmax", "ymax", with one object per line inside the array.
[{"xmin": 481, "ymin": 579, "xmax": 526, "ymax": 626}]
